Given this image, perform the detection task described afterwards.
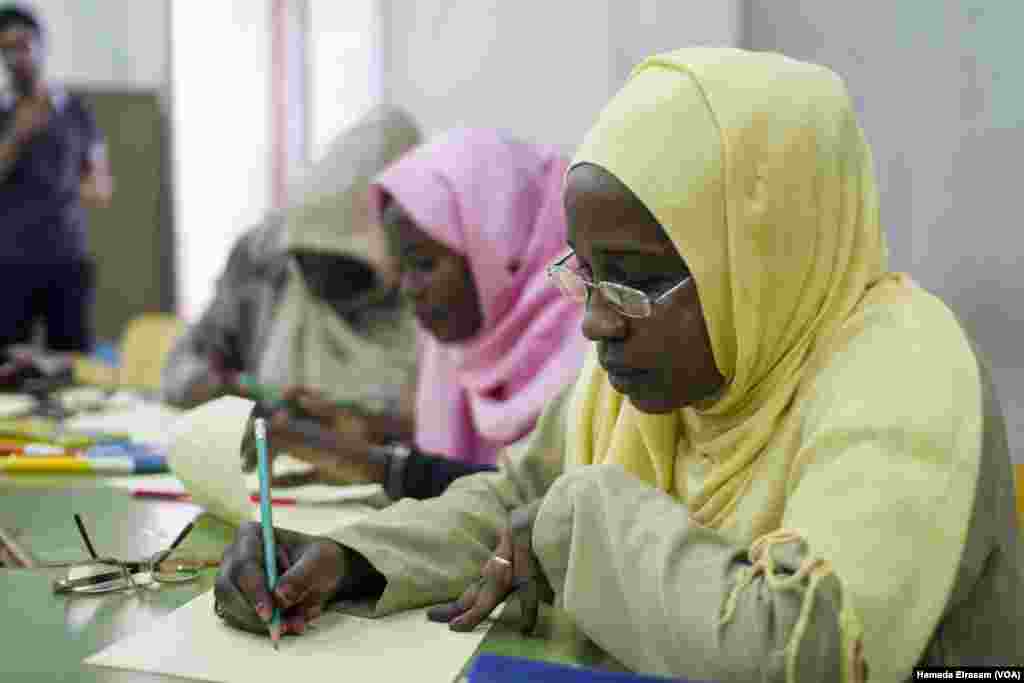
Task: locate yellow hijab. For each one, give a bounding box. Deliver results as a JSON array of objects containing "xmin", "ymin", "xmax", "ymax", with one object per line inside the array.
[{"xmin": 570, "ymin": 48, "xmax": 906, "ymax": 532}]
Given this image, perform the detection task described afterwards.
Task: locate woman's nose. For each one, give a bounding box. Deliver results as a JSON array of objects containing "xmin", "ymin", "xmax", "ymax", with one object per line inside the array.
[{"xmin": 581, "ymin": 290, "xmax": 627, "ymax": 342}]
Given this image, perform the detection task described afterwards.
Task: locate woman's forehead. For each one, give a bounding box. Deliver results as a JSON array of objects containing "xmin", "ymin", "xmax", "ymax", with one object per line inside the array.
[
  {"xmin": 565, "ymin": 163, "xmax": 631, "ymax": 203},
  {"xmin": 565, "ymin": 164, "xmax": 674, "ymax": 252}
]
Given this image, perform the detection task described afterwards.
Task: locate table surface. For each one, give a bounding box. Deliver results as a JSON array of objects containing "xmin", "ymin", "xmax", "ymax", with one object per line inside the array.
[{"xmin": 0, "ymin": 476, "xmax": 616, "ymax": 682}]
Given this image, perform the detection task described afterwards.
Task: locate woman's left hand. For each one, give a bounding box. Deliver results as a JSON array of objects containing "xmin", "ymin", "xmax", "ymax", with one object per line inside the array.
[
  {"xmin": 239, "ymin": 389, "xmax": 386, "ymax": 485},
  {"xmin": 427, "ymin": 500, "xmax": 554, "ymax": 635}
]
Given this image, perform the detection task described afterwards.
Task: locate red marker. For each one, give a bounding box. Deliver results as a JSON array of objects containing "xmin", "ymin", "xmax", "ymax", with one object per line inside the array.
[{"xmin": 131, "ymin": 489, "xmax": 298, "ymax": 506}]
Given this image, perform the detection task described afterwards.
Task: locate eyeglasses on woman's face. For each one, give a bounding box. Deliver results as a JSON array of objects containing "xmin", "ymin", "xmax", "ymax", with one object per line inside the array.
[{"xmin": 545, "ymin": 250, "xmax": 691, "ymax": 319}]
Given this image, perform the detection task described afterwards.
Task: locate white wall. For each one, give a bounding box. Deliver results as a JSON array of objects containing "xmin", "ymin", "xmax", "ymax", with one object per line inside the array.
[
  {"xmin": 8, "ymin": 1, "xmax": 168, "ymax": 88},
  {"xmin": 748, "ymin": 1, "xmax": 1024, "ymax": 461},
  {"xmin": 308, "ymin": 0, "xmax": 379, "ymax": 163},
  {"xmin": 379, "ymin": 0, "xmax": 742, "ymax": 150},
  {"xmin": 171, "ymin": 2, "xmax": 271, "ymax": 320}
]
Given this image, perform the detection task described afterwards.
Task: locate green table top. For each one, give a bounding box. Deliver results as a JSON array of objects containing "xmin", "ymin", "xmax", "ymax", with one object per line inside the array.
[{"xmin": 0, "ymin": 479, "xmax": 615, "ymax": 682}]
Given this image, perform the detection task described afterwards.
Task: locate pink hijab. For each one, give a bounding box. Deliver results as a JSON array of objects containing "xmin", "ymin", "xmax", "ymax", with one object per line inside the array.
[{"xmin": 371, "ymin": 128, "xmax": 586, "ymax": 465}]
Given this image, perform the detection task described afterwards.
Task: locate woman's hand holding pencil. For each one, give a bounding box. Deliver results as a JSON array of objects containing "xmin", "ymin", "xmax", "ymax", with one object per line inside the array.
[
  {"xmin": 212, "ymin": 523, "xmax": 357, "ymax": 638},
  {"xmin": 216, "ymin": 416, "xmax": 386, "ymax": 642}
]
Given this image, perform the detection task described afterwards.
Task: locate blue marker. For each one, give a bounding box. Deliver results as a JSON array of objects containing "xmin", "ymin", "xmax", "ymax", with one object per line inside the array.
[{"xmin": 254, "ymin": 418, "xmax": 282, "ymax": 649}]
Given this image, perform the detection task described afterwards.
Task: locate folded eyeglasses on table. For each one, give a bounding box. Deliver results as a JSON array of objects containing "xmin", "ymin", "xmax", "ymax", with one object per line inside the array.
[{"xmin": 39, "ymin": 513, "xmax": 219, "ymax": 595}]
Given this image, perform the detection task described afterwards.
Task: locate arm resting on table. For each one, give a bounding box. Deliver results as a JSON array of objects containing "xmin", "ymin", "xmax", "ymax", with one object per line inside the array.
[
  {"xmin": 326, "ymin": 384, "xmax": 572, "ymax": 615},
  {"xmin": 532, "ymin": 465, "xmax": 854, "ymax": 683},
  {"xmin": 161, "ymin": 229, "xmax": 268, "ymax": 405}
]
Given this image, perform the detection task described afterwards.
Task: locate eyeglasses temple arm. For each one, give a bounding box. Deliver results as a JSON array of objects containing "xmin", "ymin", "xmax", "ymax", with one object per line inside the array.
[
  {"xmin": 73, "ymin": 513, "xmax": 99, "ymax": 559},
  {"xmin": 167, "ymin": 521, "xmax": 195, "ymax": 552},
  {"xmin": 53, "ymin": 568, "xmax": 126, "ymax": 593},
  {"xmin": 653, "ymin": 275, "xmax": 692, "ymax": 304}
]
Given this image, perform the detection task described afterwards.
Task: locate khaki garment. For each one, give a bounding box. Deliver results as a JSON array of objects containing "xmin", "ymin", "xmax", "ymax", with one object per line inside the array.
[{"xmin": 327, "ymin": 291, "xmax": 1024, "ymax": 682}]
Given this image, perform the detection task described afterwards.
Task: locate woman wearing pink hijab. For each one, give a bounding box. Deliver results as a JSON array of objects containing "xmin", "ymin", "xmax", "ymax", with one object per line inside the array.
[{"xmin": 270, "ymin": 128, "xmax": 585, "ymax": 498}]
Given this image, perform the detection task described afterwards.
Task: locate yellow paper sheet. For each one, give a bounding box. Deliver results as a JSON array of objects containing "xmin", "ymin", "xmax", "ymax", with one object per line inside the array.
[
  {"xmin": 162, "ymin": 398, "xmax": 384, "ymax": 535},
  {"xmin": 166, "ymin": 397, "xmax": 256, "ymax": 526},
  {"xmin": 84, "ymin": 590, "xmax": 487, "ymax": 683}
]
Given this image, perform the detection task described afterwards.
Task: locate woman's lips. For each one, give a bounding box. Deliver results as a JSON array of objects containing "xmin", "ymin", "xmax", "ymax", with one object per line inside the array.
[{"xmin": 603, "ymin": 365, "xmax": 651, "ymax": 390}]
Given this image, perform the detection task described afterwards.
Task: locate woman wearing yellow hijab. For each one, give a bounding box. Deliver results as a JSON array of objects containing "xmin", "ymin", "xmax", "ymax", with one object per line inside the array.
[{"xmin": 213, "ymin": 49, "xmax": 1023, "ymax": 680}]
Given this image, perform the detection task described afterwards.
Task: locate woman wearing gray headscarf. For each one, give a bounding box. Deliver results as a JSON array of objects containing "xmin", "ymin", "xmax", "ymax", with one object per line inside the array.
[{"xmin": 162, "ymin": 106, "xmax": 421, "ymax": 430}]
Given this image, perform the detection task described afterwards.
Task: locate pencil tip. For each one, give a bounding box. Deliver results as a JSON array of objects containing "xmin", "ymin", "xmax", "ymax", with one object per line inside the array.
[{"xmin": 269, "ymin": 622, "xmax": 282, "ymax": 650}]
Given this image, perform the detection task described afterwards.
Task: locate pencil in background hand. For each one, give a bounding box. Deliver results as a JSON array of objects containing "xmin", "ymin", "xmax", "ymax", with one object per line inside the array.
[{"xmin": 130, "ymin": 489, "xmax": 298, "ymax": 506}]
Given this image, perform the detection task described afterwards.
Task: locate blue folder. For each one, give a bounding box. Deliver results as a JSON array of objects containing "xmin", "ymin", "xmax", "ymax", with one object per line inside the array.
[{"xmin": 468, "ymin": 654, "xmax": 706, "ymax": 683}]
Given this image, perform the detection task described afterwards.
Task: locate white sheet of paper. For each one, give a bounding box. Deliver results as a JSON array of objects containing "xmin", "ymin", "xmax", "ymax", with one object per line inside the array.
[
  {"xmin": 166, "ymin": 397, "xmax": 256, "ymax": 526},
  {"xmin": 66, "ymin": 402, "xmax": 183, "ymax": 448},
  {"xmin": 243, "ymin": 475, "xmax": 387, "ymax": 506},
  {"xmin": 104, "ymin": 473, "xmax": 187, "ymax": 495},
  {"xmin": 161, "ymin": 398, "xmax": 381, "ymax": 536},
  {"xmin": 104, "ymin": 471, "xmax": 386, "ymax": 507},
  {"xmin": 0, "ymin": 392, "xmax": 38, "ymax": 418},
  {"xmin": 101, "ymin": 473, "xmax": 374, "ymax": 536},
  {"xmin": 85, "ymin": 590, "xmax": 486, "ymax": 683}
]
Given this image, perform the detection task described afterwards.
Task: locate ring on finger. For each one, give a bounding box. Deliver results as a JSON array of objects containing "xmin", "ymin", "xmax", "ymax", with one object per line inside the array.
[{"xmin": 491, "ymin": 555, "xmax": 512, "ymax": 568}]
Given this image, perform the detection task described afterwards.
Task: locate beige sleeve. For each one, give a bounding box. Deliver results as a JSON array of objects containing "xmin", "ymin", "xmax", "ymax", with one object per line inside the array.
[
  {"xmin": 325, "ymin": 384, "xmax": 571, "ymax": 615},
  {"xmin": 532, "ymin": 464, "xmax": 851, "ymax": 683},
  {"xmin": 530, "ymin": 309, "xmax": 1019, "ymax": 682}
]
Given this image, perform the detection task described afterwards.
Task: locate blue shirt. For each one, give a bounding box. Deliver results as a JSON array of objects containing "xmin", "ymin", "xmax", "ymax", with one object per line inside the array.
[{"xmin": 0, "ymin": 86, "xmax": 104, "ymax": 263}]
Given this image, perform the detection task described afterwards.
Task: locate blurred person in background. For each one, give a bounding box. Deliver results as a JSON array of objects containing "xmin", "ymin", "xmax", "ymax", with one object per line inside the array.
[
  {"xmin": 0, "ymin": 3, "xmax": 112, "ymax": 353},
  {"xmin": 261, "ymin": 129, "xmax": 587, "ymax": 499},
  {"xmin": 162, "ymin": 106, "xmax": 421, "ymax": 446}
]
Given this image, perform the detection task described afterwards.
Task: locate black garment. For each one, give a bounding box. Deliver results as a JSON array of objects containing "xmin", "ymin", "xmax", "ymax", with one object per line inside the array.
[
  {"xmin": 0, "ymin": 260, "xmax": 95, "ymax": 351},
  {"xmin": 391, "ymin": 449, "xmax": 498, "ymax": 500},
  {"xmin": 0, "ymin": 88, "xmax": 103, "ymax": 351},
  {"xmin": 0, "ymin": 87, "xmax": 103, "ymax": 262}
]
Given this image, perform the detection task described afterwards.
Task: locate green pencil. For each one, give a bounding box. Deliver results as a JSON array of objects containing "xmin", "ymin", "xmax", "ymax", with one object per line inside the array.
[{"xmin": 254, "ymin": 418, "xmax": 282, "ymax": 650}]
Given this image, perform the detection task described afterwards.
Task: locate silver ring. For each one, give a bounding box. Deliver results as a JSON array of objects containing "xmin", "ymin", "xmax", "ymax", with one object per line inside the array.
[{"xmin": 491, "ymin": 555, "xmax": 512, "ymax": 568}]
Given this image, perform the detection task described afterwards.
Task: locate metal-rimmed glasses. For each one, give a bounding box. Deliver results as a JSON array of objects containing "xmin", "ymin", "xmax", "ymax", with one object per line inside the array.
[
  {"xmin": 42, "ymin": 514, "xmax": 219, "ymax": 595},
  {"xmin": 545, "ymin": 251, "xmax": 691, "ymax": 319}
]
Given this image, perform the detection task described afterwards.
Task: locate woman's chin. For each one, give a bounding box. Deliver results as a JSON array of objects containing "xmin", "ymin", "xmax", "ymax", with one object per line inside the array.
[
  {"xmin": 625, "ymin": 392, "xmax": 680, "ymax": 415},
  {"xmin": 417, "ymin": 315, "xmax": 449, "ymax": 342},
  {"xmin": 424, "ymin": 317, "xmax": 480, "ymax": 345}
]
